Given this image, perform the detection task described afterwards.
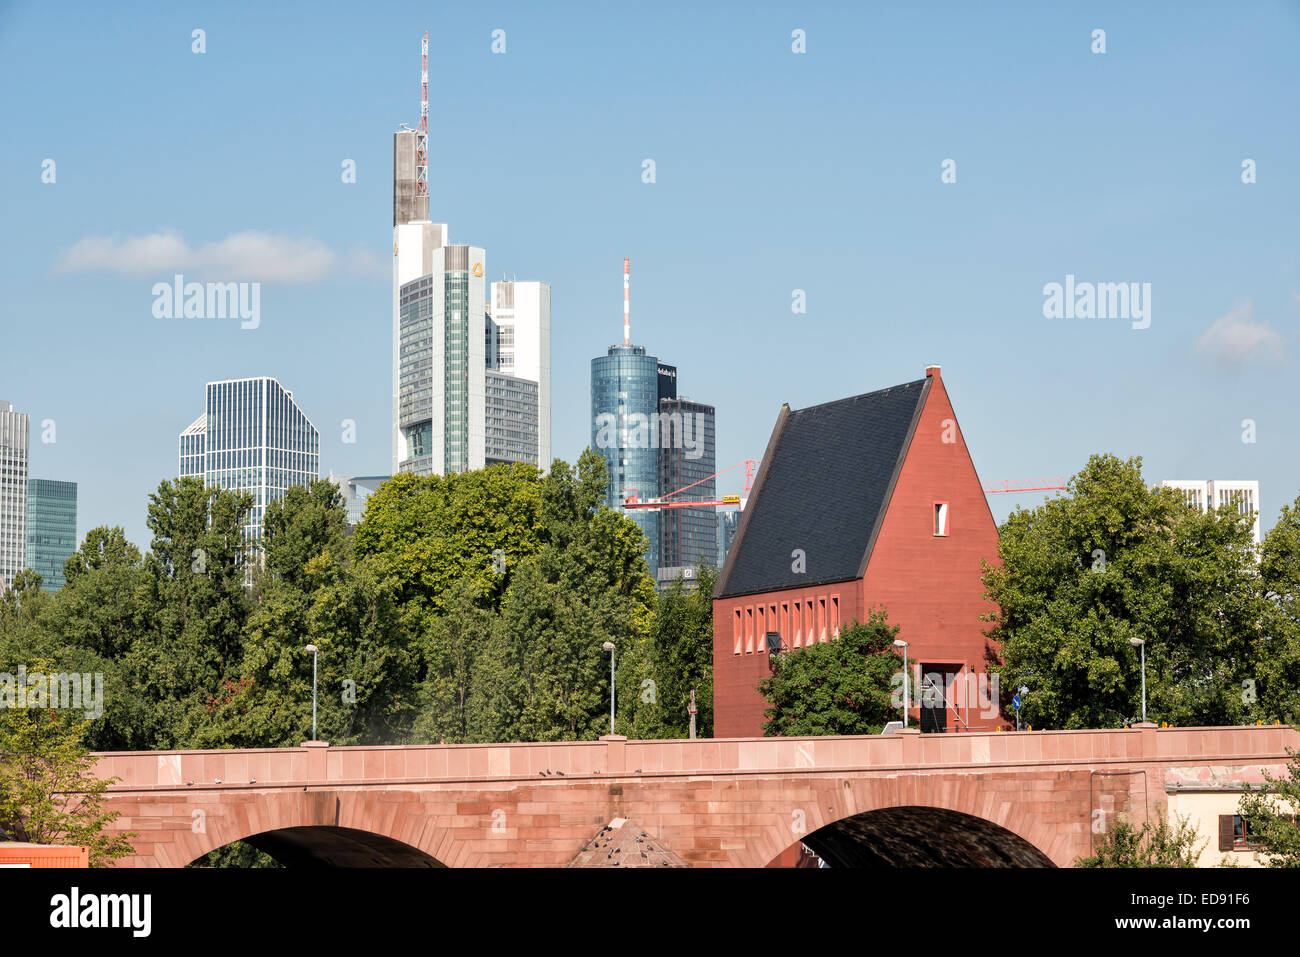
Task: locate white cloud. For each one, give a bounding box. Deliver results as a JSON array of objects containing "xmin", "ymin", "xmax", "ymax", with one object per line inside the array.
[
  {"xmin": 1194, "ymin": 301, "xmax": 1286, "ymax": 370},
  {"xmin": 53, "ymin": 230, "xmax": 383, "ymax": 282}
]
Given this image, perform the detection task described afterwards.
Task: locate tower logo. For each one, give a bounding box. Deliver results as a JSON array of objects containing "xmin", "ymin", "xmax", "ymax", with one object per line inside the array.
[{"xmin": 472, "ymin": 262, "xmax": 484, "ymax": 277}]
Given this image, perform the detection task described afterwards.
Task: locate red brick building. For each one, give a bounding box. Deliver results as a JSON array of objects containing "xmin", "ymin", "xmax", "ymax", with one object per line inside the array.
[{"xmin": 712, "ymin": 366, "xmax": 1001, "ymax": 737}]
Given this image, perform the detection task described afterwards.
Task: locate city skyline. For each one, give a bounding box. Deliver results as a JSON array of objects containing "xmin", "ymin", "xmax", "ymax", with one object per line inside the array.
[{"xmin": 3, "ymin": 2, "xmax": 1298, "ymax": 553}]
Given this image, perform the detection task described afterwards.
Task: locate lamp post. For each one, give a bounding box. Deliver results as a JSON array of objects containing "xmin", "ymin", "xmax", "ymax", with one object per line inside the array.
[
  {"xmin": 893, "ymin": 638, "xmax": 909, "ymax": 728},
  {"xmin": 1130, "ymin": 637, "xmax": 1147, "ymax": 723},
  {"xmin": 602, "ymin": 641, "xmax": 616, "ymax": 735},
  {"xmin": 304, "ymin": 644, "xmax": 319, "ymax": 740}
]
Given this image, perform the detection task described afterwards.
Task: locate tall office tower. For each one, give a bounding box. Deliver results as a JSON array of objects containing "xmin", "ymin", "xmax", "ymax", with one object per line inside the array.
[
  {"xmin": 591, "ymin": 260, "xmax": 666, "ymax": 575},
  {"xmin": 717, "ymin": 509, "xmax": 741, "ymax": 565},
  {"xmin": 178, "ymin": 377, "xmax": 320, "ymax": 542},
  {"xmin": 397, "ymin": 245, "xmax": 488, "ymax": 475},
  {"xmin": 485, "ymin": 372, "xmax": 539, "ymax": 466},
  {"xmin": 391, "ymin": 42, "xmax": 450, "ymax": 474},
  {"xmin": 26, "ymin": 479, "xmax": 77, "ymax": 592},
  {"xmin": 656, "ymin": 397, "xmax": 717, "ymax": 590},
  {"xmin": 1161, "ymin": 479, "xmax": 1261, "ymax": 544},
  {"xmin": 592, "ymin": 343, "xmax": 663, "ymax": 575},
  {"xmin": 0, "ymin": 401, "xmax": 30, "ymax": 591},
  {"xmin": 490, "ymin": 280, "xmax": 552, "ymax": 469}
]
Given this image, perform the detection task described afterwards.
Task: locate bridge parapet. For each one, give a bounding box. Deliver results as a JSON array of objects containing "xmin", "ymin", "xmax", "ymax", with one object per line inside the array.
[{"xmin": 93, "ymin": 725, "xmax": 1298, "ymax": 793}]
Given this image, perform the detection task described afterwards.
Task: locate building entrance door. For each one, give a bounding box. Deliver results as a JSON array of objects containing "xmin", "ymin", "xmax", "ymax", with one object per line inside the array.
[{"xmin": 919, "ymin": 664, "xmax": 961, "ymax": 733}]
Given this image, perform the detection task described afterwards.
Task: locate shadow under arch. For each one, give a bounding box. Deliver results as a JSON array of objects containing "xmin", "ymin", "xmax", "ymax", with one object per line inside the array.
[
  {"xmin": 197, "ymin": 826, "xmax": 446, "ymax": 868},
  {"xmin": 793, "ymin": 805, "xmax": 1056, "ymax": 867}
]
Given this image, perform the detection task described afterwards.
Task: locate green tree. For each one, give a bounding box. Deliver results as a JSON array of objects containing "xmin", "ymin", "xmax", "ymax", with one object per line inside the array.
[
  {"xmin": 140, "ymin": 478, "xmax": 255, "ymax": 748},
  {"xmin": 351, "ymin": 464, "xmax": 545, "ymax": 613},
  {"xmin": 1075, "ymin": 813, "xmax": 1205, "ymax": 867},
  {"xmin": 1257, "ymin": 497, "xmax": 1300, "ymax": 723},
  {"xmin": 463, "ymin": 451, "xmax": 656, "ymax": 742},
  {"xmin": 983, "ymin": 454, "xmax": 1264, "ymax": 729},
  {"xmin": 638, "ymin": 564, "xmax": 715, "ymax": 739},
  {"xmin": 413, "ymin": 576, "xmax": 494, "ymax": 743},
  {"xmin": 1237, "ymin": 741, "xmax": 1300, "ymax": 867},
  {"xmin": 43, "ymin": 528, "xmax": 156, "ymax": 750},
  {"xmin": 758, "ymin": 611, "xmax": 903, "ymax": 736},
  {"xmin": 0, "ymin": 704, "xmax": 135, "ymax": 867},
  {"xmin": 258, "ymin": 480, "xmax": 348, "ymax": 591}
]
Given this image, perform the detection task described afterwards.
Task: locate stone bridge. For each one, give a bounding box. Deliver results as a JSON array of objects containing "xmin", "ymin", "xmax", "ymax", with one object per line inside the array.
[{"xmin": 92, "ymin": 724, "xmax": 1297, "ymax": 867}]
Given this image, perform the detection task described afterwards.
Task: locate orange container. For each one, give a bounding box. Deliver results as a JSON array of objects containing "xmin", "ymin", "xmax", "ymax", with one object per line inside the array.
[{"xmin": 0, "ymin": 843, "xmax": 90, "ymax": 868}]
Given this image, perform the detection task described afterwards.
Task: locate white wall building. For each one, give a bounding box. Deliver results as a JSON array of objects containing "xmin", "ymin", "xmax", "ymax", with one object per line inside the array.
[
  {"xmin": 391, "ymin": 127, "xmax": 550, "ymax": 477},
  {"xmin": 1160, "ymin": 479, "xmax": 1261, "ymax": 544},
  {"xmin": 0, "ymin": 400, "xmax": 30, "ymax": 591},
  {"xmin": 490, "ymin": 280, "xmax": 551, "ymax": 470}
]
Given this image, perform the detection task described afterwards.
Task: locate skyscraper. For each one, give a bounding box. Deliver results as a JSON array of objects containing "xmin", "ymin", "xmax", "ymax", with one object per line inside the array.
[
  {"xmin": 179, "ymin": 377, "xmax": 320, "ymax": 541},
  {"xmin": 656, "ymin": 396, "xmax": 717, "ymax": 587},
  {"xmin": 391, "ymin": 31, "xmax": 552, "ymax": 477},
  {"xmin": 590, "ymin": 261, "xmax": 717, "ymax": 582},
  {"xmin": 0, "ymin": 401, "xmax": 30, "ymax": 591},
  {"xmin": 26, "ymin": 479, "xmax": 77, "ymax": 592},
  {"xmin": 392, "ymin": 119, "xmax": 451, "ymax": 474},
  {"xmin": 397, "ymin": 245, "xmax": 488, "ymax": 475},
  {"xmin": 592, "ymin": 342, "xmax": 663, "ymax": 575},
  {"xmin": 490, "ymin": 280, "xmax": 551, "ymax": 469}
]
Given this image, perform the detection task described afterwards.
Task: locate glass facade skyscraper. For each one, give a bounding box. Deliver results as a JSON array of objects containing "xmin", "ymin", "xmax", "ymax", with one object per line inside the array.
[
  {"xmin": 485, "ymin": 372, "xmax": 539, "ymax": 466},
  {"xmin": 0, "ymin": 401, "xmax": 30, "ymax": 592},
  {"xmin": 591, "ymin": 343, "xmax": 663, "ymax": 575},
  {"xmin": 657, "ymin": 397, "xmax": 717, "ymax": 583},
  {"xmin": 178, "ymin": 377, "xmax": 320, "ymax": 542},
  {"xmin": 26, "ymin": 479, "xmax": 76, "ymax": 592},
  {"xmin": 397, "ymin": 245, "xmax": 487, "ymax": 476}
]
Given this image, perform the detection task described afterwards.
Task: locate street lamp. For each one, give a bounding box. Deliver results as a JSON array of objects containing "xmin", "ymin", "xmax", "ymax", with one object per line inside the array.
[
  {"xmin": 305, "ymin": 644, "xmax": 319, "ymax": 741},
  {"xmin": 893, "ymin": 639, "xmax": 909, "ymax": 728},
  {"xmin": 602, "ymin": 641, "xmax": 616, "ymax": 735},
  {"xmin": 1130, "ymin": 637, "xmax": 1146, "ymax": 723}
]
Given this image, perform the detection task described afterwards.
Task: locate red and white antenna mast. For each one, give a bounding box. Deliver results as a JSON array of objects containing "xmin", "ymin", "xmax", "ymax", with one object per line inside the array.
[
  {"xmin": 416, "ymin": 31, "xmax": 429, "ymax": 199},
  {"xmin": 623, "ymin": 257, "xmax": 630, "ymax": 346}
]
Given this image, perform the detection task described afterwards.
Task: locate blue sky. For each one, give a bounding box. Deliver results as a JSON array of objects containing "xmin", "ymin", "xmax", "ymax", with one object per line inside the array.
[{"xmin": 2, "ymin": 1, "xmax": 1298, "ymax": 551}]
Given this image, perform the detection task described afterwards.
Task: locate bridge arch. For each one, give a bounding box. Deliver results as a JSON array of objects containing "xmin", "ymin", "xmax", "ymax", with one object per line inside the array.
[
  {"xmin": 200, "ymin": 826, "xmax": 444, "ymax": 868},
  {"xmin": 775, "ymin": 805, "xmax": 1056, "ymax": 867},
  {"xmin": 139, "ymin": 789, "xmax": 467, "ymax": 868},
  {"xmin": 745, "ymin": 772, "xmax": 1074, "ymax": 868}
]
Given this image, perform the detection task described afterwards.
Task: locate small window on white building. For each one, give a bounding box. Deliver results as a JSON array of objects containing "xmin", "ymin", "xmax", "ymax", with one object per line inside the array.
[{"xmin": 934, "ymin": 503, "xmax": 949, "ymax": 536}]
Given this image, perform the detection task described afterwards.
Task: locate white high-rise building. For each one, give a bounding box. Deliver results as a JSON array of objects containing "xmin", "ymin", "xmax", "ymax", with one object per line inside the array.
[
  {"xmin": 490, "ymin": 280, "xmax": 551, "ymax": 470},
  {"xmin": 179, "ymin": 377, "xmax": 320, "ymax": 542},
  {"xmin": 391, "ymin": 122, "xmax": 550, "ymax": 476},
  {"xmin": 1160, "ymin": 479, "xmax": 1261, "ymax": 544},
  {"xmin": 0, "ymin": 401, "xmax": 30, "ymax": 591}
]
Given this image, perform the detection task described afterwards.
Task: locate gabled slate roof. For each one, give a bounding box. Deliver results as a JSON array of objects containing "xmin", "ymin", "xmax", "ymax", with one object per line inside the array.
[{"xmin": 715, "ymin": 378, "xmax": 929, "ymax": 599}]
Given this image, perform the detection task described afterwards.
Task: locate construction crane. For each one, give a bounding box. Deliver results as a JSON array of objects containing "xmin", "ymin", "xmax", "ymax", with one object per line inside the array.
[
  {"xmin": 622, "ymin": 459, "xmax": 759, "ymax": 512},
  {"xmin": 982, "ymin": 478, "xmax": 1066, "ymax": 494},
  {"xmin": 623, "ymin": 465, "xmax": 1063, "ymax": 511}
]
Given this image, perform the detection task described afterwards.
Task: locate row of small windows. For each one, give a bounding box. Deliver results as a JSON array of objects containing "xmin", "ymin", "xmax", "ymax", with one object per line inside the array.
[{"xmin": 733, "ymin": 595, "xmax": 841, "ymax": 655}]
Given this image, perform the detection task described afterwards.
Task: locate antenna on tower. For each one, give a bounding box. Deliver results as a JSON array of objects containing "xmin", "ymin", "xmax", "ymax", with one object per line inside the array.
[
  {"xmin": 416, "ymin": 31, "xmax": 429, "ymax": 199},
  {"xmin": 623, "ymin": 257, "xmax": 630, "ymax": 346}
]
